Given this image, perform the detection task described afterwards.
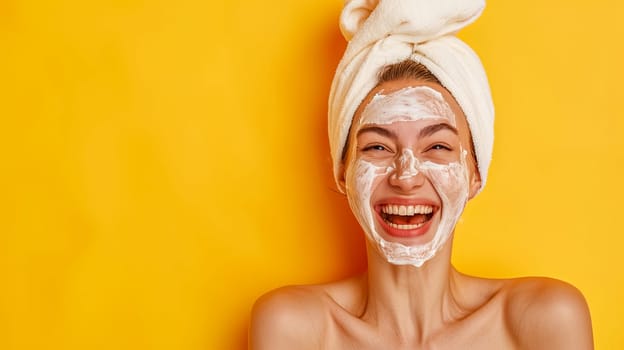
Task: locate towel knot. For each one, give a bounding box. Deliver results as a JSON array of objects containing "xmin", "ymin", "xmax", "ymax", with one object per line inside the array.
[{"xmin": 340, "ymin": 0, "xmax": 484, "ymax": 45}]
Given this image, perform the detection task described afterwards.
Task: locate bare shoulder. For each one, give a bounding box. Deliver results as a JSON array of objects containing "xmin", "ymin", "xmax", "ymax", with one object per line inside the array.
[
  {"xmin": 249, "ymin": 285, "xmax": 327, "ymax": 350},
  {"xmin": 502, "ymin": 277, "xmax": 593, "ymax": 350},
  {"xmin": 249, "ymin": 276, "xmax": 364, "ymax": 350}
]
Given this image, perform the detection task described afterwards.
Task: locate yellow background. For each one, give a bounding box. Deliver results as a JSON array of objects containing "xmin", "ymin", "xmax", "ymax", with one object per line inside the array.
[{"xmin": 2, "ymin": 0, "xmax": 623, "ymax": 349}]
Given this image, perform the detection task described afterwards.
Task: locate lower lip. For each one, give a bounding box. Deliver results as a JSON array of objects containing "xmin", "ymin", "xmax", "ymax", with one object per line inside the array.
[{"xmin": 374, "ymin": 210, "xmax": 435, "ymax": 238}]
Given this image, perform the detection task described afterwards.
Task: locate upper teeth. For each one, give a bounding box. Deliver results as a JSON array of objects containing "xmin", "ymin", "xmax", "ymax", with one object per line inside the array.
[{"xmin": 381, "ymin": 204, "xmax": 433, "ymax": 216}]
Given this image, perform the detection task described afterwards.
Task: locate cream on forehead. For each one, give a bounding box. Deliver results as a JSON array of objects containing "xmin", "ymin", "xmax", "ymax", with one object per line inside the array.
[{"xmin": 359, "ymin": 86, "xmax": 456, "ymax": 127}]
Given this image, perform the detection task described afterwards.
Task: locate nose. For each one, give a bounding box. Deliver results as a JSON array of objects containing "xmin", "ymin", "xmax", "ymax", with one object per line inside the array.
[{"xmin": 389, "ymin": 149, "xmax": 426, "ymax": 191}]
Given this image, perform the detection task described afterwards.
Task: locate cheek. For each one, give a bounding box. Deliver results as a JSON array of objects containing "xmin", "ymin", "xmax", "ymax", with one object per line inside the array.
[
  {"xmin": 423, "ymin": 160, "xmax": 470, "ymax": 207},
  {"xmin": 433, "ymin": 168, "xmax": 463, "ymax": 193},
  {"xmin": 346, "ymin": 159, "xmax": 390, "ymax": 206}
]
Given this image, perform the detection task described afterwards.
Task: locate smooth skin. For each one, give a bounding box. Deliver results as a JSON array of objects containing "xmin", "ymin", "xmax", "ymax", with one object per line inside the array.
[{"xmin": 249, "ymin": 79, "xmax": 593, "ymax": 350}]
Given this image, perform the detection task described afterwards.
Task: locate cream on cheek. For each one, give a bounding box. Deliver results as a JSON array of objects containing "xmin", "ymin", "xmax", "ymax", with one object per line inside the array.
[{"xmin": 344, "ymin": 86, "xmax": 470, "ymax": 267}]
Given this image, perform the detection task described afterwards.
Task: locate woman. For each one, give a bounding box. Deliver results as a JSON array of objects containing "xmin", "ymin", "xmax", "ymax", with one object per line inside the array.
[{"xmin": 250, "ymin": 1, "xmax": 593, "ymax": 349}]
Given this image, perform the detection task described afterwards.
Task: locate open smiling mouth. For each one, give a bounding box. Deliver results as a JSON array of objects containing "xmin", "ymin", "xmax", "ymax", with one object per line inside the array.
[{"xmin": 379, "ymin": 204, "xmax": 436, "ymax": 230}]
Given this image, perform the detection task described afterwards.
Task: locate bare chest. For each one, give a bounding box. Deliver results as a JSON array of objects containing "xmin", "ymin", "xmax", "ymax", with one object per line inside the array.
[{"xmin": 321, "ymin": 305, "xmax": 516, "ymax": 350}]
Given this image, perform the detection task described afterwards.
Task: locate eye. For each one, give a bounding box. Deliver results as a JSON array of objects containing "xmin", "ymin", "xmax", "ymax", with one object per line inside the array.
[
  {"xmin": 363, "ymin": 144, "xmax": 388, "ymax": 152},
  {"xmin": 359, "ymin": 143, "xmax": 394, "ymax": 155},
  {"xmin": 428, "ymin": 143, "xmax": 452, "ymax": 151}
]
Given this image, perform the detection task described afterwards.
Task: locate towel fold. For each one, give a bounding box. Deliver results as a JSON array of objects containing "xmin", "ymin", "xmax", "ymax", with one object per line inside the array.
[{"xmin": 328, "ymin": 0, "xmax": 494, "ymax": 193}]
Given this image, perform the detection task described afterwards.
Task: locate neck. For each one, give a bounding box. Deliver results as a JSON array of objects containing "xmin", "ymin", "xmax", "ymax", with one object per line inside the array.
[{"xmin": 360, "ymin": 239, "xmax": 466, "ymax": 344}]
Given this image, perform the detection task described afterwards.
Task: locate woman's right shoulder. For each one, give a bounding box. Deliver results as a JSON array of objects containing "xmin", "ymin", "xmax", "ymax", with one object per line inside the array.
[
  {"xmin": 249, "ymin": 276, "xmax": 365, "ymax": 350},
  {"xmin": 248, "ymin": 284, "xmax": 333, "ymax": 350}
]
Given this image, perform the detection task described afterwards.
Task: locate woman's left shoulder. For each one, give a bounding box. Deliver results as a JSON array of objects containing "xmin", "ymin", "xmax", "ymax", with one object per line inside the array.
[{"xmin": 500, "ymin": 277, "xmax": 594, "ymax": 349}]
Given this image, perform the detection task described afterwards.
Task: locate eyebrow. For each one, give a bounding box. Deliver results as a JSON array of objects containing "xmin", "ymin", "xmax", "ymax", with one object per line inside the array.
[
  {"xmin": 418, "ymin": 122, "xmax": 458, "ymax": 138},
  {"xmin": 356, "ymin": 125, "xmax": 397, "ymax": 139}
]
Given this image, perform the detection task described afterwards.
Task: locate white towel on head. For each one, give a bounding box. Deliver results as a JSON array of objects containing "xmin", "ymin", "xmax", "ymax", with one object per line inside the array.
[{"xmin": 328, "ymin": 0, "xmax": 494, "ymax": 194}]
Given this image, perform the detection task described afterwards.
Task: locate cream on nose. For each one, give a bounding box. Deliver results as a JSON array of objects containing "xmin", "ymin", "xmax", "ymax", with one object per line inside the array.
[{"xmin": 394, "ymin": 148, "xmax": 420, "ymax": 180}]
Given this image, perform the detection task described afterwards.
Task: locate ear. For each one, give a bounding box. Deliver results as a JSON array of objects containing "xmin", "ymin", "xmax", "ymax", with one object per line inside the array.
[
  {"xmin": 467, "ymin": 169, "xmax": 482, "ymax": 200},
  {"xmin": 337, "ymin": 162, "xmax": 347, "ymax": 194}
]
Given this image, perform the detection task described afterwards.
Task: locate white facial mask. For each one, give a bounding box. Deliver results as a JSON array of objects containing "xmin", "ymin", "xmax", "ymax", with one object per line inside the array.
[
  {"xmin": 360, "ymin": 86, "xmax": 456, "ymax": 127},
  {"xmin": 344, "ymin": 86, "xmax": 470, "ymax": 267}
]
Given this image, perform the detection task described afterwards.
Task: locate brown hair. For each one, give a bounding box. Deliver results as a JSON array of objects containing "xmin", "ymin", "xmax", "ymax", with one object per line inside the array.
[{"xmin": 378, "ymin": 60, "xmax": 441, "ymax": 85}]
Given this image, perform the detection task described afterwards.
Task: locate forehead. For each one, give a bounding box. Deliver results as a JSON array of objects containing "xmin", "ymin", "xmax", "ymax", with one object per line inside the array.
[
  {"xmin": 359, "ymin": 84, "xmax": 456, "ymax": 127},
  {"xmin": 352, "ymin": 79, "xmax": 470, "ymax": 135}
]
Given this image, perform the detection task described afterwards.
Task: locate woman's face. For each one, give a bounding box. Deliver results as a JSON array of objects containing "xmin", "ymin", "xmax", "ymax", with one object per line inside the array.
[{"xmin": 341, "ymin": 79, "xmax": 480, "ymax": 267}]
